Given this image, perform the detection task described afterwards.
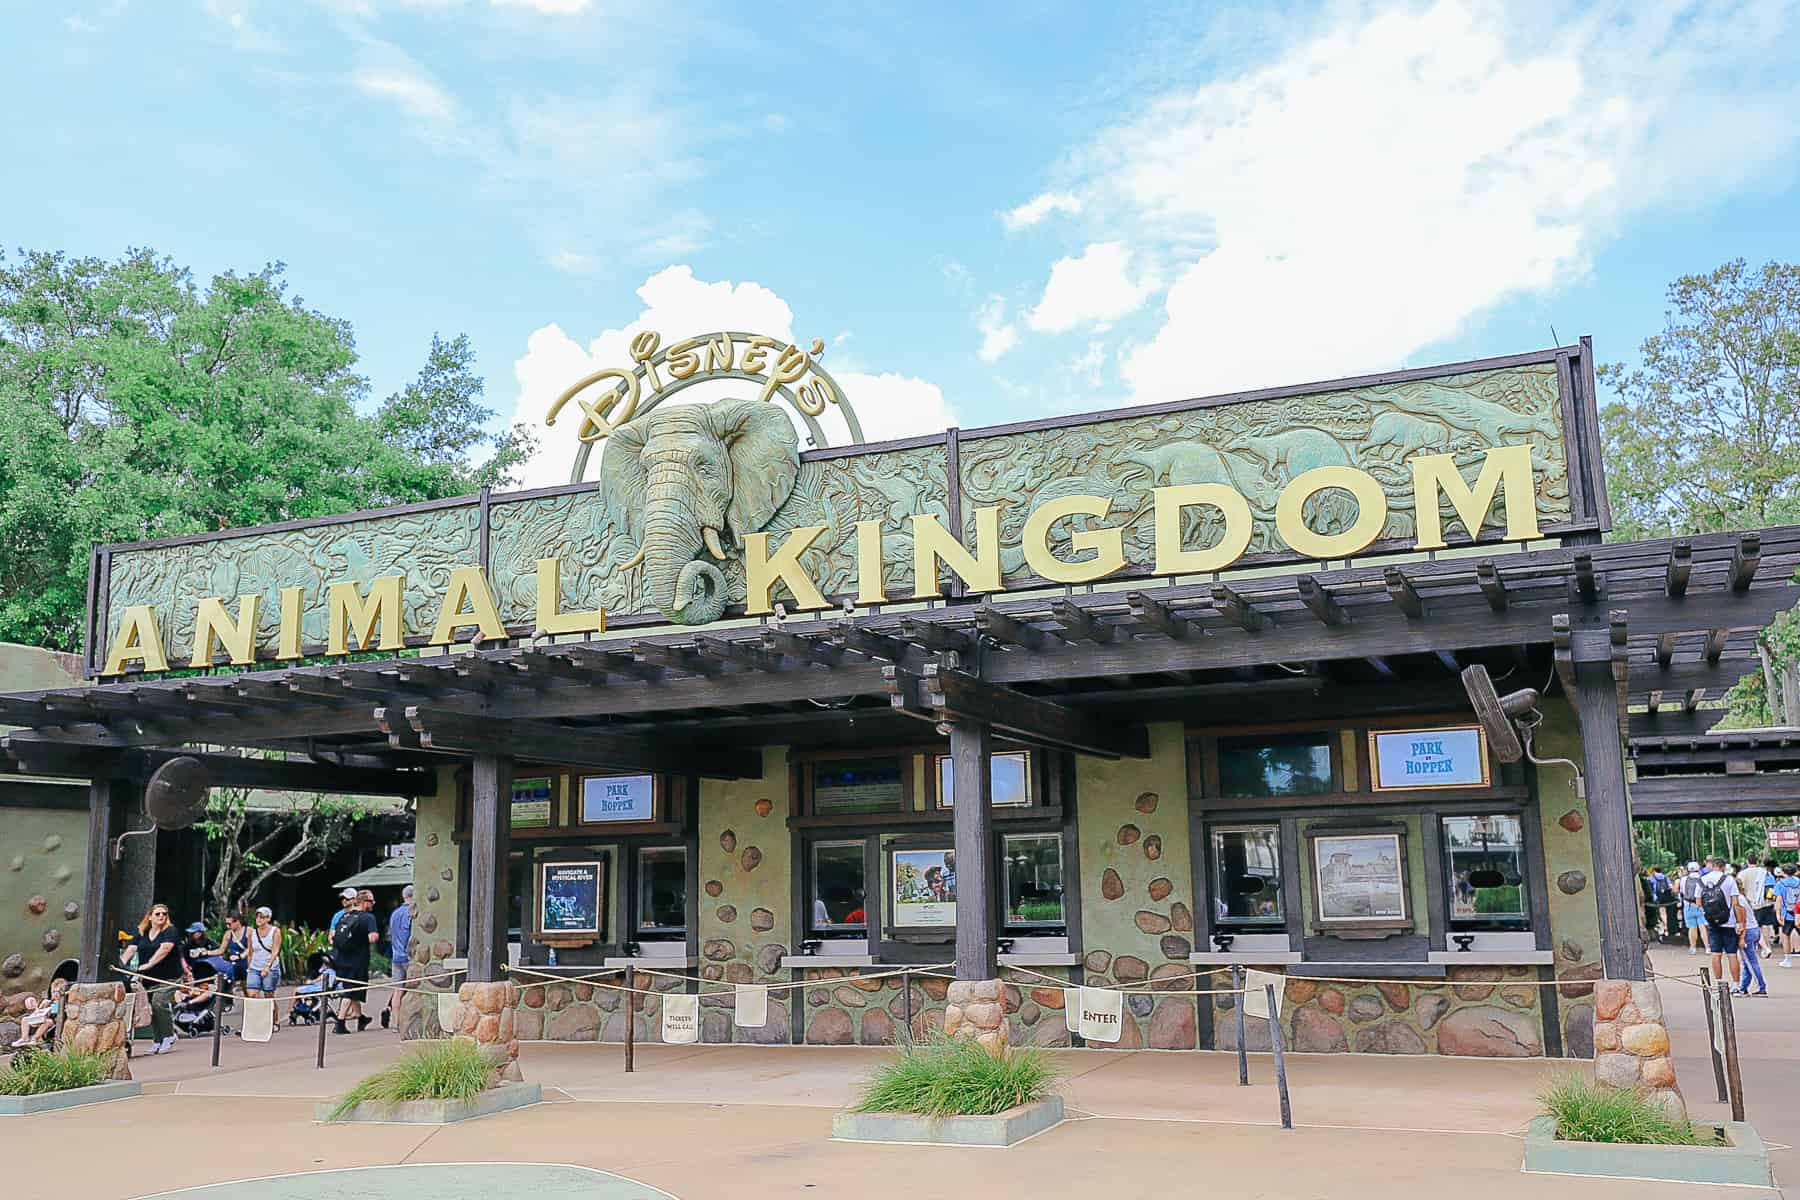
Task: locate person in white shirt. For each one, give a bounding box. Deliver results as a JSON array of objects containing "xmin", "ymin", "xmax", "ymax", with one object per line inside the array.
[{"xmin": 1700, "ymin": 856, "xmax": 1748, "ymax": 986}]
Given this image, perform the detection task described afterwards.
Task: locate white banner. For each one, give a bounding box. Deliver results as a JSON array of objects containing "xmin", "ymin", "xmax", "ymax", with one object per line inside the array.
[
  {"xmin": 437, "ymin": 991, "xmax": 461, "ymax": 1032},
  {"xmin": 662, "ymin": 992, "xmax": 700, "ymax": 1044},
  {"xmin": 1243, "ymin": 970, "xmax": 1285, "ymax": 1021},
  {"xmin": 240, "ymin": 996, "xmax": 275, "ymax": 1042},
  {"xmin": 1077, "ymin": 987, "xmax": 1123, "ymax": 1043},
  {"xmin": 1064, "ymin": 988, "xmax": 1082, "ymax": 1033},
  {"xmin": 734, "ymin": 984, "xmax": 768, "ymax": 1028}
]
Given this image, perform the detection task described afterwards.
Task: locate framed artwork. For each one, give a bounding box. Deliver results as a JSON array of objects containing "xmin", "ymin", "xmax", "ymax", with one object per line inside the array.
[
  {"xmin": 537, "ymin": 858, "xmax": 604, "ymax": 939},
  {"xmin": 890, "ymin": 847, "xmax": 957, "ymax": 929},
  {"xmin": 510, "ymin": 776, "xmax": 553, "ymax": 830},
  {"xmin": 1307, "ymin": 830, "xmax": 1409, "ymax": 931},
  {"xmin": 1369, "ymin": 726, "xmax": 1489, "ymax": 791}
]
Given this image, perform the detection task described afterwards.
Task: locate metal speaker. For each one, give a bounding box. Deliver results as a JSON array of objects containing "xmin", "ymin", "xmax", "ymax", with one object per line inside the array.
[
  {"xmin": 1460, "ymin": 664, "xmax": 1538, "ymax": 765},
  {"xmin": 143, "ymin": 756, "xmax": 211, "ymax": 830}
]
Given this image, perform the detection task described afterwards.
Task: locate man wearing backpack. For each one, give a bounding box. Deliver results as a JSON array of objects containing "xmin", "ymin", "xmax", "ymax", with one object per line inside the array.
[
  {"xmin": 1680, "ymin": 863, "xmax": 1707, "ymax": 956},
  {"xmin": 1700, "ymin": 855, "xmax": 1748, "ymax": 985}
]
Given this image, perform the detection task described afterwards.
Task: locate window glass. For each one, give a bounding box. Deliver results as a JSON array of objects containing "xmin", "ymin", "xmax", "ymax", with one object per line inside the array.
[
  {"xmin": 635, "ymin": 847, "xmax": 687, "ymax": 935},
  {"xmin": 506, "ymin": 852, "xmax": 530, "ymax": 938},
  {"xmin": 1210, "ymin": 826, "xmax": 1284, "ymax": 925},
  {"xmin": 1217, "ymin": 734, "xmax": 1333, "ymax": 797},
  {"xmin": 813, "ymin": 757, "xmax": 905, "ymax": 815},
  {"xmin": 937, "ymin": 751, "xmax": 1031, "ymax": 807},
  {"xmin": 1442, "ymin": 814, "xmax": 1529, "ymax": 927},
  {"xmin": 809, "ymin": 840, "xmax": 868, "ymax": 934},
  {"xmin": 1002, "ymin": 834, "xmax": 1065, "ymax": 930}
]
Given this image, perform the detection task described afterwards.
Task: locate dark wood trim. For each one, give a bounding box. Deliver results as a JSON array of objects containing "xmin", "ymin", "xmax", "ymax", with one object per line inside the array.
[
  {"xmin": 951, "ymin": 721, "xmax": 997, "ymax": 980},
  {"xmin": 467, "ymin": 753, "xmax": 514, "ymax": 981},
  {"xmin": 1538, "ymin": 964, "xmax": 1565, "ymax": 1057},
  {"xmin": 1056, "ymin": 752, "xmax": 1082, "ymax": 959},
  {"xmin": 1420, "ymin": 813, "xmax": 1449, "ymax": 953},
  {"xmin": 1554, "ymin": 351, "xmax": 1589, "ymax": 526},
  {"xmin": 478, "ymin": 487, "xmax": 492, "ymax": 569},
  {"xmin": 0, "ymin": 780, "xmax": 101, "ymax": 811},
  {"xmin": 83, "ymin": 547, "xmax": 100, "ymax": 677},
  {"xmin": 1302, "ymin": 822, "xmax": 1412, "ymax": 936},
  {"xmin": 1630, "ymin": 774, "xmax": 1800, "ymax": 818},
  {"xmin": 1279, "ymin": 816, "xmax": 1304, "ymax": 947},
  {"xmin": 1571, "ymin": 646, "xmax": 1644, "ymax": 980},
  {"xmin": 1577, "ymin": 336, "xmax": 1614, "ymax": 532},
  {"xmin": 77, "ymin": 777, "xmax": 130, "ymax": 983}
]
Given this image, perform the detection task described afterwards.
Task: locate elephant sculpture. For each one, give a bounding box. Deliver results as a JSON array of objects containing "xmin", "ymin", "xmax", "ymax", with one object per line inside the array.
[{"xmin": 599, "ymin": 399, "xmax": 801, "ymax": 625}]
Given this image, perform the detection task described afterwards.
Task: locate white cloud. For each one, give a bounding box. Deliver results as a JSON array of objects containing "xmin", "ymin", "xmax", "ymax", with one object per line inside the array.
[
  {"xmin": 509, "ymin": 267, "xmax": 955, "ymax": 488},
  {"xmin": 1002, "ymin": 191, "xmax": 1082, "ymax": 231},
  {"xmin": 1026, "ymin": 241, "xmax": 1157, "ymax": 334},
  {"xmin": 203, "ymin": 0, "xmax": 279, "ymax": 50},
  {"xmin": 976, "ymin": 296, "xmax": 1018, "ymax": 362},
  {"xmin": 354, "ymin": 62, "xmax": 457, "ymax": 123},
  {"xmin": 1029, "ymin": 1, "xmax": 1800, "ymax": 403},
  {"xmin": 490, "ymin": 0, "xmax": 591, "ymax": 11}
]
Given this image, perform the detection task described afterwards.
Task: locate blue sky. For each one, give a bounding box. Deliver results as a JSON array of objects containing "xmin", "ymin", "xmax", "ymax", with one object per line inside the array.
[{"xmin": 7, "ymin": 0, "xmax": 1799, "ymax": 488}]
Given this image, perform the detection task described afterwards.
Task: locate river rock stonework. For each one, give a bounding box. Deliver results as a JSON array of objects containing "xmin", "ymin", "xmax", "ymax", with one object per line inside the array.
[
  {"xmin": 453, "ymin": 981, "xmax": 523, "ymax": 1083},
  {"xmin": 944, "ymin": 979, "xmax": 1008, "ymax": 1053},
  {"xmin": 61, "ymin": 982, "xmax": 132, "ymax": 1080},
  {"xmin": 1589, "ymin": 980, "xmax": 1685, "ymax": 1120}
]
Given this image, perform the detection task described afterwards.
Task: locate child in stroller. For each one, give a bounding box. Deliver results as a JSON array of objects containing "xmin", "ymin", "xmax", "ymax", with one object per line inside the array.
[
  {"xmin": 287, "ymin": 952, "xmax": 339, "ymax": 1026},
  {"xmin": 172, "ymin": 976, "xmax": 229, "ymax": 1038}
]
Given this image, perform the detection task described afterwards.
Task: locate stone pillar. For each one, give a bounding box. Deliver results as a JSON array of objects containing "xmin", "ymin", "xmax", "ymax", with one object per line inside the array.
[
  {"xmin": 1591, "ymin": 979, "xmax": 1683, "ymax": 1120},
  {"xmin": 943, "ymin": 978, "xmax": 1007, "ymax": 1054},
  {"xmin": 62, "ymin": 982, "xmax": 133, "ymax": 1080},
  {"xmin": 454, "ymin": 980, "xmax": 522, "ymax": 1084}
]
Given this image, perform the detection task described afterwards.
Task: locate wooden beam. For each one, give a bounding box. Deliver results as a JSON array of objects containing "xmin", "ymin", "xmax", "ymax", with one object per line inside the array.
[
  {"xmin": 977, "ymin": 605, "xmax": 1055, "ymax": 650},
  {"xmin": 1049, "ymin": 599, "xmax": 1116, "ymax": 644},
  {"xmin": 1434, "ymin": 650, "xmax": 1460, "ymax": 673},
  {"xmin": 1296, "ymin": 576, "xmax": 1347, "ymax": 627},
  {"xmin": 1704, "ymin": 628, "xmax": 1730, "ymax": 664},
  {"xmin": 1632, "ymin": 773, "xmax": 1800, "ymax": 818},
  {"xmin": 1572, "ymin": 552, "xmax": 1600, "ymax": 603},
  {"xmin": 1127, "ymin": 591, "xmax": 1193, "ymax": 639},
  {"xmin": 555, "ymin": 643, "xmax": 663, "ymax": 682},
  {"xmin": 467, "ymin": 753, "xmax": 512, "ymax": 983},
  {"xmin": 1384, "ymin": 567, "xmax": 1425, "ymax": 618},
  {"xmin": 1730, "ymin": 533, "xmax": 1762, "ymax": 592},
  {"xmin": 1569, "ymin": 646, "xmax": 1643, "ymax": 981},
  {"xmin": 77, "ymin": 778, "xmax": 129, "ymax": 984},
  {"xmin": 1655, "ymin": 632, "xmax": 1679, "ymax": 669},
  {"xmin": 923, "ymin": 664, "xmax": 1150, "ymax": 759},
  {"xmin": 633, "ymin": 640, "xmax": 718, "ymax": 676},
  {"xmin": 1364, "ymin": 656, "xmax": 1395, "ymax": 677},
  {"xmin": 1629, "ymin": 707, "xmax": 1725, "ymax": 738},
  {"xmin": 1476, "ymin": 561, "xmax": 1507, "ymax": 611},
  {"xmin": 761, "ymin": 627, "xmax": 844, "ymax": 668},
  {"xmin": 507, "ymin": 650, "xmax": 599, "ymax": 685},
  {"xmin": 1211, "ymin": 583, "xmax": 1266, "ymax": 632},
  {"xmin": 696, "ymin": 635, "xmax": 783, "ymax": 673},
  {"xmin": 3, "ymin": 742, "xmax": 429, "ymax": 795},
  {"xmin": 899, "ymin": 617, "xmax": 976, "ymax": 655},
  {"xmin": 1666, "ymin": 540, "xmax": 1692, "ymax": 597},
  {"xmin": 949, "ymin": 719, "xmax": 997, "ymax": 981},
  {"xmin": 399, "ymin": 706, "xmax": 762, "ymax": 779},
  {"xmin": 831, "ymin": 619, "xmax": 912, "ymax": 663}
]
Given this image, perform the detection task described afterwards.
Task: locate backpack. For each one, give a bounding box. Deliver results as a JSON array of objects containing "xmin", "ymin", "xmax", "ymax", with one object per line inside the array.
[
  {"xmin": 332, "ymin": 912, "xmax": 366, "ymax": 957},
  {"xmin": 1699, "ymin": 876, "xmax": 1734, "ymax": 928},
  {"xmin": 1650, "ymin": 875, "xmax": 1673, "ymax": 903}
]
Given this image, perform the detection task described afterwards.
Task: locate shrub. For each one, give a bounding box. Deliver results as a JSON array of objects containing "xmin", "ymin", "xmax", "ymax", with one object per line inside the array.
[
  {"xmin": 0, "ymin": 1049, "xmax": 114, "ymax": 1096},
  {"xmin": 327, "ymin": 1038, "xmax": 496, "ymax": 1121},
  {"xmin": 852, "ymin": 1033, "xmax": 1059, "ymax": 1118},
  {"xmin": 1539, "ymin": 1075, "xmax": 1698, "ymax": 1145},
  {"xmin": 277, "ymin": 925, "xmax": 329, "ymax": 980}
]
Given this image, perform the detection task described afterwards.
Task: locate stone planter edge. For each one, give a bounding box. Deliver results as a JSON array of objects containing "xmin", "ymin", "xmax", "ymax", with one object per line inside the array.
[
  {"xmin": 1522, "ymin": 1115, "xmax": 1772, "ymax": 1187},
  {"xmin": 0, "ymin": 1079, "xmax": 142, "ymax": 1115},
  {"xmin": 831, "ymin": 1096, "xmax": 1064, "ymax": 1147},
  {"xmin": 314, "ymin": 1082, "xmax": 542, "ymax": 1125}
]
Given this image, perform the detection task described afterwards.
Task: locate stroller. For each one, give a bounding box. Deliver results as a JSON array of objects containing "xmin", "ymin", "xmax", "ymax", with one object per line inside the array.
[
  {"xmin": 287, "ymin": 952, "xmax": 337, "ymax": 1026},
  {"xmin": 173, "ymin": 978, "xmax": 233, "ymax": 1038}
]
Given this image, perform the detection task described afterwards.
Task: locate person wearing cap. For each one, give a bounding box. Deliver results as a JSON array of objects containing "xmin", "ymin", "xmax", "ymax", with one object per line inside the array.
[
  {"xmin": 244, "ymin": 906, "xmax": 283, "ymax": 1022},
  {"xmin": 181, "ymin": 922, "xmax": 219, "ymax": 988},
  {"xmin": 330, "ymin": 887, "xmax": 358, "ymax": 934},
  {"xmin": 329, "ymin": 888, "xmax": 380, "ymax": 1034},
  {"xmin": 1680, "ymin": 861, "xmax": 1707, "ymax": 956}
]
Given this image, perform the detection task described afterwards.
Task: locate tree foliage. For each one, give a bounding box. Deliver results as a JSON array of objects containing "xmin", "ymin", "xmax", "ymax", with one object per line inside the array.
[
  {"xmin": 200, "ymin": 786, "xmax": 373, "ymax": 920},
  {"xmin": 0, "ymin": 247, "xmax": 533, "ymax": 652}
]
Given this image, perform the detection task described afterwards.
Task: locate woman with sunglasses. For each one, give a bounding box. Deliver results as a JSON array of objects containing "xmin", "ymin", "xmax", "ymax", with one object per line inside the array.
[{"xmin": 135, "ymin": 903, "xmax": 184, "ymax": 1054}]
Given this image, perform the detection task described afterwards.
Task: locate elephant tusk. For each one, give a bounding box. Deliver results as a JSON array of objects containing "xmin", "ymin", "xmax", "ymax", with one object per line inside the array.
[
  {"xmin": 619, "ymin": 546, "xmax": 647, "ymax": 571},
  {"xmin": 702, "ymin": 526, "xmax": 727, "ymax": 560}
]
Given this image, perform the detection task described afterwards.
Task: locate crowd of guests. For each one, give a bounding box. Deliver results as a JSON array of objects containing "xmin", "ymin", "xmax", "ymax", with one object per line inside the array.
[
  {"xmin": 99, "ymin": 884, "xmax": 415, "ymax": 1056},
  {"xmin": 1643, "ymin": 857, "xmax": 1799, "ymax": 997}
]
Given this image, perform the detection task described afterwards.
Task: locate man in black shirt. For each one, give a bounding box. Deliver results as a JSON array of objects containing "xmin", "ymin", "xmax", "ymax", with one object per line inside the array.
[{"xmin": 330, "ymin": 888, "xmax": 380, "ymax": 1033}]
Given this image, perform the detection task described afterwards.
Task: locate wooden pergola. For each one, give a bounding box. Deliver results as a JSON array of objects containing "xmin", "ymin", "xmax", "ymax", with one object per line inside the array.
[
  {"xmin": 8, "ymin": 526, "xmax": 1799, "ymax": 985},
  {"xmin": 1631, "ymin": 728, "xmax": 1800, "ymax": 818}
]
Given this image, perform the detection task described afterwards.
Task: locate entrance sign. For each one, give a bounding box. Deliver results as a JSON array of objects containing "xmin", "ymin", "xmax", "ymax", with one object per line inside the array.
[
  {"xmin": 733, "ymin": 984, "xmax": 768, "ymax": 1028},
  {"xmin": 538, "ymin": 860, "xmax": 604, "ymax": 937},
  {"xmin": 580, "ymin": 775, "xmax": 655, "ymax": 824},
  {"xmin": 1064, "ymin": 988, "xmax": 1081, "ymax": 1033},
  {"xmin": 891, "ymin": 849, "xmax": 956, "ymax": 928},
  {"xmin": 511, "ymin": 777, "xmax": 553, "ymax": 830},
  {"xmin": 1370, "ymin": 727, "xmax": 1489, "ymax": 791},
  {"xmin": 662, "ymin": 992, "xmax": 700, "ymax": 1044},
  {"xmin": 1077, "ymin": 987, "xmax": 1123, "ymax": 1042}
]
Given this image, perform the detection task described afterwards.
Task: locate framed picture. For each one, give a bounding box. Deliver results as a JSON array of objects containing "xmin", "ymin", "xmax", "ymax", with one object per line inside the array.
[
  {"xmin": 889, "ymin": 847, "xmax": 957, "ymax": 929},
  {"xmin": 1307, "ymin": 830, "xmax": 1409, "ymax": 931},
  {"xmin": 510, "ymin": 776, "xmax": 553, "ymax": 830},
  {"xmin": 1368, "ymin": 726, "xmax": 1490, "ymax": 791},
  {"xmin": 579, "ymin": 773, "xmax": 657, "ymax": 824},
  {"xmin": 537, "ymin": 858, "xmax": 604, "ymax": 939}
]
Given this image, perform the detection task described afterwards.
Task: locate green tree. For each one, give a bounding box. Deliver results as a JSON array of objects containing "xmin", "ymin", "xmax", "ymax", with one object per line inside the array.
[
  {"xmin": 0, "ymin": 247, "xmax": 535, "ymax": 652},
  {"xmin": 200, "ymin": 786, "xmax": 373, "ymax": 921}
]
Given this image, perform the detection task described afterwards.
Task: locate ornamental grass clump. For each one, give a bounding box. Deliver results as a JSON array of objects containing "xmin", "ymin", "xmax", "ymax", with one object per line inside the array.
[
  {"xmin": 852, "ymin": 1033, "xmax": 1059, "ymax": 1118},
  {"xmin": 0, "ymin": 1048, "xmax": 113, "ymax": 1096},
  {"xmin": 327, "ymin": 1037, "xmax": 495, "ymax": 1121},
  {"xmin": 1538, "ymin": 1075, "xmax": 1698, "ymax": 1146}
]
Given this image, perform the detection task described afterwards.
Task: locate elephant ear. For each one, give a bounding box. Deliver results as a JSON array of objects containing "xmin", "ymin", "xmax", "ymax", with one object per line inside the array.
[
  {"xmin": 598, "ymin": 417, "xmax": 650, "ymax": 553},
  {"xmin": 707, "ymin": 399, "xmax": 801, "ymax": 546}
]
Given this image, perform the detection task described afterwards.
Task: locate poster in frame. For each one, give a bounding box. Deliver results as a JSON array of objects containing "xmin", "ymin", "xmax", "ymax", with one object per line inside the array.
[
  {"xmin": 1307, "ymin": 829, "xmax": 1409, "ymax": 932},
  {"xmin": 889, "ymin": 846, "xmax": 957, "ymax": 930},
  {"xmin": 537, "ymin": 858, "xmax": 605, "ymax": 940}
]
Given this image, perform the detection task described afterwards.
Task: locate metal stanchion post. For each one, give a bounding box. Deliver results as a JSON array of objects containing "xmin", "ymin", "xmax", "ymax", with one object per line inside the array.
[
  {"xmin": 1699, "ymin": 971, "xmax": 1728, "ymax": 1103},
  {"xmin": 316, "ymin": 994, "xmax": 329, "ymax": 1069},
  {"xmin": 1266, "ymin": 984, "xmax": 1291, "ymax": 1130},
  {"xmin": 1716, "ymin": 981, "xmax": 1745, "ymax": 1122},
  {"xmin": 901, "ymin": 970, "xmax": 914, "ymax": 1047},
  {"xmin": 624, "ymin": 965, "xmax": 636, "ymax": 1074},
  {"xmin": 1232, "ymin": 965, "xmax": 1249, "ymax": 1086},
  {"xmin": 211, "ymin": 992, "xmax": 224, "ymax": 1068}
]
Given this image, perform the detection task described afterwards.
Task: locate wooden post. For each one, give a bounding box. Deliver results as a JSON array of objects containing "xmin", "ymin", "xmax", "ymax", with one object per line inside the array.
[
  {"xmin": 316, "ymin": 994, "xmax": 329, "ymax": 1069},
  {"xmin": 78, "ymin": 778, "xmax": 131, "ymax": 984},
  {"xmin": 1571, "ymin": 656, "xmax": 1646, "ymax": 981},
  {"xmin": 1232, "ymin": 964, "xmax": 1248, "ymax": 1086},
  {"xmin": 1717, "ymin": 980, "xmax": 1745, "ymax": 1122},
  {"xmin": 949, "ymin": 721, "xmax": 996, "ymax": 981},
  {"xmin": 901, "ymin": 969, "xmax": 914, "ymax": 1046},
  {"xmin": 1267, "ymin": 983, "xmax": 1292, "ymax": 1129},
  {"xmin": 210, "ymin": 991, "xmax": 225, "ymax": 1068},
  {"xmin": 624, "ymin": 965, "xmax": 636, "ymax": 1074},
  {"xmin": 1699, "ymin": 969, "xmax": 1727, "ymax": 1103},
  {"xmin": 467, "ymin": 754, "xmax": 513, "ymax": 983}
]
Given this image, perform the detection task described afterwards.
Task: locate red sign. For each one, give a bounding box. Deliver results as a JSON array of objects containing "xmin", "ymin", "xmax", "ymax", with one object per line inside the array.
[{"xmin": 1770, "ymin": 829, "xmax": 1800, "ymax": 850}]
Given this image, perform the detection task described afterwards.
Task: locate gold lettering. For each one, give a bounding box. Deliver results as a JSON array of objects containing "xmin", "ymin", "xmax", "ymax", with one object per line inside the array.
[
  {"xmin": 430, "ymin": 566, "xmax": 506, "ymax": 646},
  {"xmin": 101, "ymin": 605, "xmax": 169, "ymax": 676},
  {"xmin": 1409, "ymin": 444, "xmax": 1540, "ymax": 550},
  {"xmin": 757, "ymin": 342, "xmax": 810, "ymax": 405},
  {"xmin": 704, "ymin": 333, "xmax": 734, "ymax": 374},
  {"xmin": 855, "ymin": 519, "xmax": 887, "ymax": 605},
  {"xmin": 911, "ymin": 508, "xmax": 1002, "ymax": 597},
  {"xmin": 1022, "ymin": 494, "xmax": 1124, "ymax": 584},
  {"xmin": 739, "ymin": 335, "xmax": 775, "ymax": 377},
  {"xmin": 1275, "ymin": 466, "xmax": 1388, "ymax": 560},
  {"xmin": 327, "ymin": 575, "xmax": 406, "ymax": 655},
  {"xmin": 534, "ymin": 558, "xmax": 606, "ymax": 636},
  {"xmin": 795, "ymin": 379, "xmax": 829, "ymax": 417},
  {"xmin": 547, "ymin": 368, "xmax": 640, "ymax": 443},
  {"xmin": 189, "ymin": 594, "xmax": 261, "ymax": 668},
  {"xmin": 665, "ymin": 338, "xmax": 701, "ymax": 381},
  {"xmin": 276, "ymin": 586, "xmax": 304, "ymax": 660},
  {"xmin": 744, "ymin": 525, "xmax": 829, "ymax": 614},
  {"xmin": 629, "ymin": 330, "xmax": 665, "ymax": 393},
  {"xmin": 1152, "ymin": 484, "xmax": 1253, "ymax": 574}
]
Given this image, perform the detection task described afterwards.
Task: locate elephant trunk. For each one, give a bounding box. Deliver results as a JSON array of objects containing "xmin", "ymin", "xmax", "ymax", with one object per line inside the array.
[{"xmin": 641, "ymin": 476, "xmax": 730, "ymax": 625}]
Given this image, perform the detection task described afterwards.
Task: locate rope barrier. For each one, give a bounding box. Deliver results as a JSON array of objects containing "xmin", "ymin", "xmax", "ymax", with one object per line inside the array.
[{"xmin": 500, "ymin": 960, "xmax": 957, "ymax": 999}]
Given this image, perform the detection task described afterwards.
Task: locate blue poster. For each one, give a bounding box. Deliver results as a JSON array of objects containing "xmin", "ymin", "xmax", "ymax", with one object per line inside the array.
[
  {"xmin": 1371, "ymin": 727, "xmax": 1487, "ymax": 790},
  {"xmin": 540, "ymin": 860, "xmax": 603, "ymax": 936}
]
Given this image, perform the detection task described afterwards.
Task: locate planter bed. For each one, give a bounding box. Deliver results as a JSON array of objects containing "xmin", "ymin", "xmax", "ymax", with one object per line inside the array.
[
  {"xmin": 0, "ymin": 1080, "xmax": 142, "ymax": 1116},
  {"xmin": 316, "ymin": 1082, "xmax": 542, "ymax": 1125},
  {"xmin": 1522, "ymin": 1115, "xmax": 1772, "ymax": 1187},
  {"xmin": 832, "ymin": 1097, "xmax": 1064, "ymax": 1147}
]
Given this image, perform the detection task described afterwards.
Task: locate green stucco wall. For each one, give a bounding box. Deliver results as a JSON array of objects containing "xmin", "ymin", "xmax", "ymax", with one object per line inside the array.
[{"xmin": 400, "ymin": 767, "xmax": 462, "ymax": 1039}]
